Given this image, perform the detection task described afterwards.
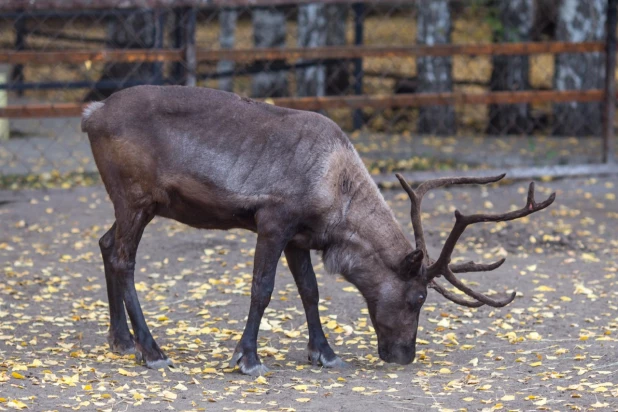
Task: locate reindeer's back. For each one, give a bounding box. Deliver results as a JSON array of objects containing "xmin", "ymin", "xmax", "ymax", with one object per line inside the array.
[{"xmin": 83, "ymin": 85, "xmax": 356, "ymax": 229}]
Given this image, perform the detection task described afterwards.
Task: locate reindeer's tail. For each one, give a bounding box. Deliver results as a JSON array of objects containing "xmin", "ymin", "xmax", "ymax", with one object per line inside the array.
[{"xmin": 81, "ymin": 101, "xmax": 105, "ymax": 133}]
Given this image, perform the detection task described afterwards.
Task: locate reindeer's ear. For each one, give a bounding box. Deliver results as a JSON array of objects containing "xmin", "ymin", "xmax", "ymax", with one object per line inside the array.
[{"xmin": 400, "ymin": 249, "xmax": 424, "ymax": 279}]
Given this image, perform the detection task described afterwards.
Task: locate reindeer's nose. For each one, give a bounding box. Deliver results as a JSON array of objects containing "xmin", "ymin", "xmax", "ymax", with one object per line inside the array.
[{"xmin": 379, "ymin": 344, "xmax": 415, "ymax": 365}]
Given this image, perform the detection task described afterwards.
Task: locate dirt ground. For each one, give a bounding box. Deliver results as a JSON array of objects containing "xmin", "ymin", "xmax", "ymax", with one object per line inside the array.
[{"xmin": 0, "ymin": 175, "xmax": 617, "ymax": 412}]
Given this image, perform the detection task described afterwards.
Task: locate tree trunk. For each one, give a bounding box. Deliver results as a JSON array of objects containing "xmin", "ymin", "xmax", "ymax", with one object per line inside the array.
[
  {"xmin": 218, "ymin": 8, "xmax": 237, "ymax": 92},
  {"xmin": 532, "ymin": 0, "xmax": 559, "ymax": 41},
  {"xmin": 553, "ymin": 0, "xmax": 606, "ymax": 136},
  {"xmin": 297, "ymin": 4, "xmax": 327, "ymax": 97},
  {"xmin": 324, "ymin": 5, "xmax": 349, "ymax": 95},
  {"xmin": 488, "ymin": 0, "xmax": 533, "ymax": 135},
  {"xmin": 416, "ymin": 0, "xmax": 455, "ymax": 135},
  {"xmin": 85, "ymin": 9, "xmax": 159, "ymax": 101},
  {"xmin": 251, "ymin": 7, "xmax": 288, "ymax": 97}
]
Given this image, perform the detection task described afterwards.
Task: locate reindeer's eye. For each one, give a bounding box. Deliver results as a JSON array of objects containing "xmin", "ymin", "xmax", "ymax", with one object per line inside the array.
[{"xmin": 409, "ymin": 294, "xmax": 425, "ymax": 310}]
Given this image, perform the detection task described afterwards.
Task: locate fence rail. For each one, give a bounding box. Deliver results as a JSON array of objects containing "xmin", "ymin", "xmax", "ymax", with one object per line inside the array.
[
  {"xmin": 0, "ymin": 41, "xmax": 608, "ymax": 66},
  {"xmin": 1, "ymin": 0, "xmax": 389, "ymax": 11},
  {"xmin": 0, "ymin": 90, "xmax": 610, "ymax": 119}
]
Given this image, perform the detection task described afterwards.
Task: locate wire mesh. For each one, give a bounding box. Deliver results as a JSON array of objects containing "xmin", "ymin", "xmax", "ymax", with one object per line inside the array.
[{"xmin": 0, "ymin": 0, "xmax": 616, "ymax": 187}]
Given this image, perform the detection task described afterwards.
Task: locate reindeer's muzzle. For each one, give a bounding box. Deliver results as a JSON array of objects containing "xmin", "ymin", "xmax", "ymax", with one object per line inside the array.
[{"xmin": 378, "ymin": 343, "xmax": 415, "ymax": 365}]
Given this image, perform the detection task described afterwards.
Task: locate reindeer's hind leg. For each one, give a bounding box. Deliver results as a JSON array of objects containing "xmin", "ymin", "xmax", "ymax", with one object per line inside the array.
[
  {"xmin": 99, "ymin": 222, "xmax": 135, "ymax": 354},
  {"xmin": 109, "ymin": 205, "xmax": 172, "ymax": 369}
]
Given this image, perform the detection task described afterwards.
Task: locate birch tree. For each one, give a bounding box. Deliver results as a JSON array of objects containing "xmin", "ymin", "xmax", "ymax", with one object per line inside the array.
[
  {"xmin": 488, "ymin": 0, "xmax": 534, "ymax": 135},
  {"xmin": 218, "ymin": 8, "xmax": 237, "ymax": 92},
  {"xmin": 297, "ymin": 4, "xmax": 327, "ymax": 97},
  {"xmin": 553, "ymin": 0, "xmax": 606, "ymax": 136},
  {"xmin": 416, "ymin": 0, "xmax": 455, "ymax": 135},
  {"xmin": 252, "ymin": 7, "xmax": 288, "ymax": 97}
]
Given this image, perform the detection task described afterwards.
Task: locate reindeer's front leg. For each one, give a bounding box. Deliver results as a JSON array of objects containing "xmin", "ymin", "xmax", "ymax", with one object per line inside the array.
[
  {"xmin": 230, "ymin": 219, "xmax": 291, "ymax": 376},
  {"xmin": 284, "ymin": 245, "xmax": 345, "ymax": 368}
]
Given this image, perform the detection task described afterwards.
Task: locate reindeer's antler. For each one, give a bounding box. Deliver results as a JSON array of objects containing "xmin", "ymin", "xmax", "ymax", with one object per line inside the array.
[
  {"xmin": 395, "ymin": 173, "xmax": 505, "ymax": 258},
  {"xmin": 396, "ymin": 174, "xmax": 556, "ymax": 308}
]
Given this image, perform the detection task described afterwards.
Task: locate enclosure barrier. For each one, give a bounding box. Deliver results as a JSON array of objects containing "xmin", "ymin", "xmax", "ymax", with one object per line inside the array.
[{"xmin": 0, "ymin": 0, "xmax": 617, "ymax": 180}]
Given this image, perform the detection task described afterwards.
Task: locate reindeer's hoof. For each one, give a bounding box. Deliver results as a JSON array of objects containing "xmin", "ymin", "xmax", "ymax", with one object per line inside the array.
[
  {"xmin": 145, "ymin": 357, "xmax": 175, "ymax": 370},
  {"xmin": 308, "ymin": 347, "xmax": 347, "ymax": 368},
  {"xmin": 107, "ymin": 332, "xmax": 136, "ymax": 355},
  {"xmin": 135, "ymin": 342, "xmax": 173, "ymax": 369},
  {"xmin": 229, "ymin": 345, "xmax": 269, "ymax": 376}
]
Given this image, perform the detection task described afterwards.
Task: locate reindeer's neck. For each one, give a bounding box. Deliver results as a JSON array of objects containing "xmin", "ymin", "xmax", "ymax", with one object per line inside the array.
[{"xmin": 319, "ymin": 149, "xmax": 413, "ymax": 279}]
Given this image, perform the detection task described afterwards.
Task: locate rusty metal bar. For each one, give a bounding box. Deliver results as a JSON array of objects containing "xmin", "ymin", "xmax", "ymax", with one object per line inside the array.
[
  {"xmin": 0, "ymin": 0, "xmax": 406, "ymax": 11},
  {"xmin": 0, "ymin": 49, "xmax": 184, "ymax": 65},
  {"xmin": 0, "ymin": 103, "xmax": 86, "ymax": 118},
  {"xmin": 270, "ymin": 90, "xmax": 606, "ymax": 110},
  {"xmin": 197, "ymin": 41, "xmax": 607, "ymax": 62},
  {"xmin": 0, "ymin": 41, "xmax": 607, "ymax": 66},
  {"xmin": 0, "ymin": 90, "xmax": 607, "ymax": 119},
  {"xmin": 603, "ymin": 0, "xmax": 617, "ymax": 164}
]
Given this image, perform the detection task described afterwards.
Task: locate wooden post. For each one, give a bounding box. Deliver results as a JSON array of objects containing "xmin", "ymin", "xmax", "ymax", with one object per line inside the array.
[
  {"xmin": 0, "ymin": 64, "xmax": 9, "ymax": 140},
  {"xmin": 171, "ymin": 8, "xmax": 186, "ymax": 84},
  {"xmin": 184, "ymin": 7, "xmax": 197, "ymax": 87},
  {"xmin": 11, "ymin": 12, "xmax": 26, "ymax": 97},
  {"xmin": 153, "ymin": 9, "xmax": 166, "ymax": 85},
  {"xmin": 218, "ymin": 7, "xmax": 237, "ymax": 92},
  {"xmin": 352, "ymin": 3, "xmax": 364, "ymax": 130},
  {"xmin": 603, "ymin": 0, "xmax": 617, "ymax": 164}
]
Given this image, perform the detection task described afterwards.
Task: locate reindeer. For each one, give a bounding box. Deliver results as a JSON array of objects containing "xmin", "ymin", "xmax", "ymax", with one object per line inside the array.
[{"xmin": 81, "ymin": 85, "xmax": 555, "ymax": 375}]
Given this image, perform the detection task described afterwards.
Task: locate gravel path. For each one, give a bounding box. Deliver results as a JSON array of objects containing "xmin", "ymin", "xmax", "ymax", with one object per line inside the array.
[{"xmin": 0, "ymin": 176, "xmax": 617, "ymax": 411}]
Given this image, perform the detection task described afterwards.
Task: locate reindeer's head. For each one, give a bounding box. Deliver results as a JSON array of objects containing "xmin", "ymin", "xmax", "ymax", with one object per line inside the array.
[{"xmin": 370, "ymin": 173, "xmax": 555, "ymax": 365}]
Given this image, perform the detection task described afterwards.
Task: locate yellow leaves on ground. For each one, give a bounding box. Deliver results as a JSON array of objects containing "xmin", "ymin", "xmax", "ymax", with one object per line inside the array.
[
  {"xmin": 581, "ymin": 252, "xmax": 600, "ymax": 263},
  {"xmin": 526, "ymin": 332, "xmax": 542, "ymax": 341},
  {"xmin": 1, "ymin": 174, "xmax": 617, "ymax": 410},
  {"xmin": 7, "ymin": 399, "xmax": 28, "ymax": 410},
  {"xmin": 534, "ymin": 285, "xmax": 555, "ymax": 292}
]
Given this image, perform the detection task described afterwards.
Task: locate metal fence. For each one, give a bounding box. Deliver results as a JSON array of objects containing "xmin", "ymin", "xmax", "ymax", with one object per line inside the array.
[{"xmin": 0, "ymin": 0, "xmax": 617, "ymax": 185}]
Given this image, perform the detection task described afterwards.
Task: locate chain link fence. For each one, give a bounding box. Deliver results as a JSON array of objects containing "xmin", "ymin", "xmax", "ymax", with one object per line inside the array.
[{"xmin": 0, "ymin": 0, "xmax": 617, "ymax": 187}]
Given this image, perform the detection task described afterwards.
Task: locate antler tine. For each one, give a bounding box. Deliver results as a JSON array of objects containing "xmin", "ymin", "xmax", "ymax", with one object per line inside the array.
[
  {"xmin": 450, "ymin": 258, "xmax": 506, "ymax": 273},
  {"xmin": 428, "ymin": 280, "xmax": 485, "ymax": 308},
  {"xmin": 415, "ymin": 173, "xmax": 506, "ymax": 198},
  {"xmin": 426, "ymin": 181, "xmax": 556, "ymax": 307},
  {"xmin": 395, "ymin": 173, "xmax": 426, "ymax": 256},
  {"xmin": 442, "ymin": 267, "xmax": 516, "ymax": 307}
]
